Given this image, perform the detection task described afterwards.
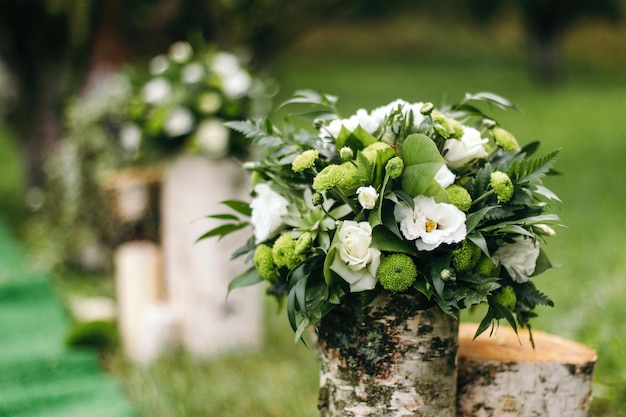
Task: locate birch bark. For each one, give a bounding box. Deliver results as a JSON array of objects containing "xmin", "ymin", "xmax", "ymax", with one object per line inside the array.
[
  {"xmin": 317, "ymin": 293, "xmax": 458, "ymax": 417},
  {"xmin": 457, "ymin": 323, "xmax": 597, "ymax": 417}
]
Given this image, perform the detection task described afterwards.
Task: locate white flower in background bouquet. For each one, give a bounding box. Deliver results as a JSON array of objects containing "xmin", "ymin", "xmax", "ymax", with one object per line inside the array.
[
  {"xmin": 203, "ymin": 90, "xmax": 563, "ymax": 342},
  {"xmin": 120, "ymin": 41, "xmax": 271, "ymax": 164}
]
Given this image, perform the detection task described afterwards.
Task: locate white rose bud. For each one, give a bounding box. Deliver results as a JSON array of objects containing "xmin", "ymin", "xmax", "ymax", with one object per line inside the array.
[{"xmin": 357, "ymin": 186, "xmax": 379, "ymax": 210}]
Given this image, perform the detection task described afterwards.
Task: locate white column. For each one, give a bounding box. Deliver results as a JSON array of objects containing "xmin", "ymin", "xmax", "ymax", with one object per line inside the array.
[
  {"xmin": 114, "ymin": 241, "xmax": 171, "ymax": 363},
  {"xmin": 161, "ymin": 154, "xmax": 263, "ymax": 357}
]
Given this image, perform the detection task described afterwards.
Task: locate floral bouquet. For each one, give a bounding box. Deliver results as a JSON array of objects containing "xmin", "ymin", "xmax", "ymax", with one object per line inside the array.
[
  {"xmin": 204, "ymin": 90, "xmax": 562, "ymax": 342},
  {"xmin": 116, "ymin": 40, "xmax": 271, "ymax": 164}
]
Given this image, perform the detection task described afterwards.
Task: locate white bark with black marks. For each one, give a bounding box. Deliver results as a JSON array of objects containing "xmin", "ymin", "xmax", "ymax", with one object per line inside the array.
[
  {"xmin": 457, "ymin": 323, "xmax": 597, "ymax": 417},
  {"xmin": 317, "ymin": 293, "xmax": 458, "ymax": 417}
]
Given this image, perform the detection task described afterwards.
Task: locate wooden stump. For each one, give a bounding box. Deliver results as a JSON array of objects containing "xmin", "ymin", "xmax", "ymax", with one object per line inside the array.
[
  {"xmin": 317, "ymin": 293, "xmax": 458, "ymax": 417},
  {"xmin": 457, "ymin": 323, "xmax": 597, "ymax": 417}
]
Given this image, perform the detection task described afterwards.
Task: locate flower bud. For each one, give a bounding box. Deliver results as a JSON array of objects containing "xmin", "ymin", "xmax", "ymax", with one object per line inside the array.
[
  {"xmin": 311, "ymin": 192, "xmax": 324, "ymax": 206},
  {"xmin": 490, "ymin": 171, "xmax": 514, "ymax": 203},
  {"xmin": 356, "ymin": 185, "xmax": 379, "ymax": 210},
  {"xmin": 482, "ymin": 118, "xmax": 497, "ymax": 129},
  {"xmin": 385, "ymin": 157, "xmax": 404, "ymax": 179},
  {"xmin": 534, "ymin": 224, "xmax": 556, "ymax": 237},
  {"xmin": 339, "ymin": 146, "xmax": 354, "ymax": 161},
  {"xmin": 420, "ymin": 102, "xmax": 435, "ymax": 116},
  {"xmin": 492, "ymin": 127, "xmax": 520, "ymax": 152},
  {"xmin": 313, "ymin": 118, "xmax": 324, "ymax": 130}
]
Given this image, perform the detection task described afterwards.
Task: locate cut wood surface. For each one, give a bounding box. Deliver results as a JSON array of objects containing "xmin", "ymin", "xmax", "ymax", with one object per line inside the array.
[{"xmin": 457, "ymin": 322, "xmax": 597, "ymax": 417}]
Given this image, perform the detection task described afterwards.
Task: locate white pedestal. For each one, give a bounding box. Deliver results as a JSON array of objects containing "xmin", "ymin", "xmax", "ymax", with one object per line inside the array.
[
  {"xmin": 161, "ymin": 155, "xmax": 263, "ymax": 357},
  {"xmin": 114, "ymin": 241, "xmax": 170, "ymax": 363}
]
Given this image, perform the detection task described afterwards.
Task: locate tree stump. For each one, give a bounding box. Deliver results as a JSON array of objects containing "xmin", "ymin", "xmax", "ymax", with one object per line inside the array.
[
  {"xmin": 457, "ymin": 323, "xmax": 597, "ymax": 417},
  {"xmin": 317, "ymin": 293, "xmax": 458, "ymax": 417}
]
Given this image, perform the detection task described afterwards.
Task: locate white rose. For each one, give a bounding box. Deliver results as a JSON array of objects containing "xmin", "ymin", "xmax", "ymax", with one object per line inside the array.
[
  {"xmin": 357, "ymin": 186, "xmax": 379, "ymax": 210},
  {"xmin": 143, "ymin": 78, "xmax": 171, "ymax": 104},
  {"xmin": 494, "ymin": 236, "xmax": 540, "ymax": 283},
  {"xmin": 250, "ymin": 184, "xmax": 289, "ymax": 244},
  {"xmin": 394, "ymin": 195, "xmax": 466, "ymax": 251},
  {"xmin": 434, "ymin": 165, "xmax": 456, "ymax": 188},
  {"xmin": 330, "ymin": 221, "xmax": 381, "ymax": 292},
  {"xmin": 164, "ymin": 107, "xmax": 194, "ymax": 137},
  {"xmin": 443, "ymin": 126, "xmax": 488, "ymax": 169}
]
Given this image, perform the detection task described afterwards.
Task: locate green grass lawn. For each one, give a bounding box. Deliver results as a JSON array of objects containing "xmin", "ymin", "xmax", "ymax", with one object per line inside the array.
[{"xmin": 7, "ymin": 13, "xmax": 626, "ymax": 417}]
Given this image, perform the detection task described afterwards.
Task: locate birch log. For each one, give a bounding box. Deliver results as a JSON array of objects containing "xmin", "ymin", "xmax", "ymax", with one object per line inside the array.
[
  {"xmin": 457, "ymin": 323, "xmax": 597, "ymax": 417},
  {"xmin": 317, "ymin": 293, "xmax": 458, "ymax": 417}
]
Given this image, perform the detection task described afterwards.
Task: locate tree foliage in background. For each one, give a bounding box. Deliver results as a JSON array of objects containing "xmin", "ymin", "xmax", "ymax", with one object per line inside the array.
[{"xmin": 466, "ymin": 0, "xmax": 622, "ymax": 82}]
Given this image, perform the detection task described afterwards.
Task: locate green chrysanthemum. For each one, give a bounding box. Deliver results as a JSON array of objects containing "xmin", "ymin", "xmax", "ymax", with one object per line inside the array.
[
  {"xmin": 377, "ymin": 253, "xmax": 418, "ymax": 292},
  {"xmin": 312, "ymin": 164, "xmax": 345, "ymax": 191},
  {"xmin": 338, "ymin": 161, "xmax": 364, "ymax": 194},
  {"xmin": 253, "ymin": 244, "xmax": 279, "ymax": 282},
  {"xmin": 495, "ymin": 286, "xmax": 517, "ymax": 311},
  {"xmin": 291, "ymin": 149, "xmax": 319, "ymax": 172},
  {"xmin": 492, "ymin": 127, "xmax": 520, "ymax": 152},
  {"xmin": 490, "ymin": 171, "xmax": 514, "ymax": 203},
  {"xmin": 385, "ymin": 157, "xmax": 404, "ymax": 179},
  {"xmin": 272, "ymin": 233, "xmax": 302, "ymax": 270},
  {"xmin": 451, "ymin": 240, "xmax": 482, "ymax": 273},
  {"xmin": 475, "ymin": 255, "xmax": 497, "ymax": 276},
  {"xmin": 446, "ymin": 185, "xmax": 472, "ymax": 212}
]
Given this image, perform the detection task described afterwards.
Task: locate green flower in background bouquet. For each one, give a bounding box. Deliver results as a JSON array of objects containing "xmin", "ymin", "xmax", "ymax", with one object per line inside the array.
[{"xmin": 205, "ymin": 90, "xmax": 562, "ymax": 341}]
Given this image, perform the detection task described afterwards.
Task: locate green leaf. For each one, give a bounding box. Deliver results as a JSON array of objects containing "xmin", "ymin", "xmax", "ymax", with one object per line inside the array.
[
  {"xmin": 207, "ymin": 213, "xmax": 240, "ymax": 221},
  {"xmin": 400, "ymin": 134, "xmax": 445, "ymax": 197},
  {"xmin": 323, "ymin": 247, "xmax": 337, "ymax": 285},
  {"xmin": 335, "ymin": 125, "xmax": 378, "ymax": 151},
  {"xmin": 473, "ymin": 307, "xmax": 495, "ymax": 339},
  {"xmin": 279, "ymin": 90, "xmax": 337, "ymax": 109},
  {"xmin": 461, "ymin": 92, "xmax": 518, "ymax": 111},
  {"xmin": 466, "ymin": 206, "xmax": 498, "ymax": 233},
  {"xmin": 491, "ymin": 300, "xmax": 518, "ymax": 333},
  {"xmin": 533, "ymin": 185, "xmax": 561, "ymax": 202},
  {"xmin": 467, "ymin": 232, "xmax": 489, "ymax": 256},
  {"xmin": 371, "ymin": 226, "xmax": 417, "ymax": 256},
  {"xmin": 430, "ymin": 254, "xmax": 451, "ymax": 301},
  {"xmin": 195, "ymin": 222, "xmax": 249, "ymax": 242},
  {"xmin": 510, "ymin": 149, "xmax": 561, "ymax": 186},
  {"xmin": 531, "ymin": 248, "xmax": 554, "ymax": 277},
  {"xmin": 227, "ymin": 268, "xmax": 263, "ymax": 299},
  {"xmin": 221, "ymin": 200, "xmax": 252, "ymax": 216}
]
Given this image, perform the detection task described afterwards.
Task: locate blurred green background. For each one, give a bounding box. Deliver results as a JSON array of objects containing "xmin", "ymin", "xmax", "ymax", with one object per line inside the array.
[{"xmin": 1, "ymin": 1, "xmax": 625, "ymax": 416}]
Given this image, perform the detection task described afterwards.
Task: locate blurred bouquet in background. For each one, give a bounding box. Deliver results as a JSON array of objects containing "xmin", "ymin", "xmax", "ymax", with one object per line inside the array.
[
  {"xmin": 29, "ymin": 41, "xmax": 272, "ymax": 273},
  {"xmin": 205, "ymin": 90, "xmax": 563, "ymax": 341},
  {"xmin": 118, "ymin": 41, "xmax": 271, "ymax": 164}
]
